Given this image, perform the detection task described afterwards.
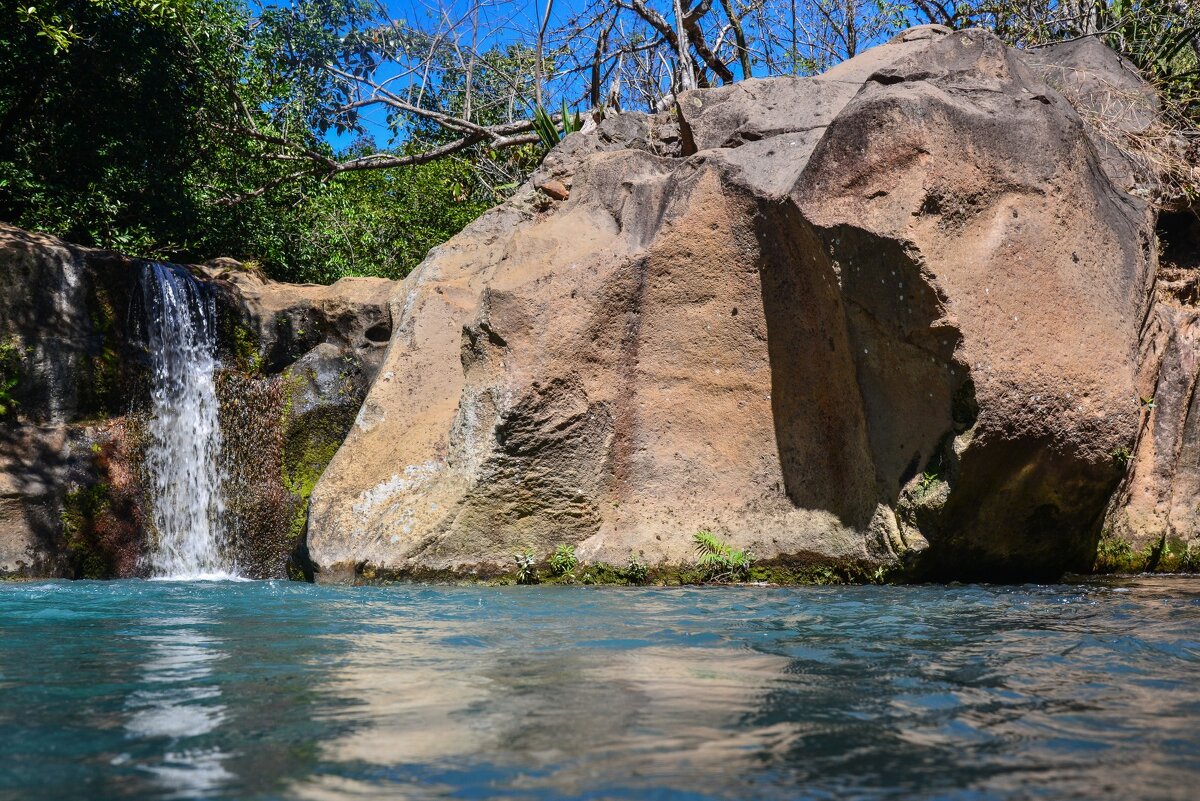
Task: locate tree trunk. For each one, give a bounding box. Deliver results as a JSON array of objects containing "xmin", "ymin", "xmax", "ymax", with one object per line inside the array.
[{"xmin": 673, "ymin": 0, "xmax": 697, "ymax": 91}]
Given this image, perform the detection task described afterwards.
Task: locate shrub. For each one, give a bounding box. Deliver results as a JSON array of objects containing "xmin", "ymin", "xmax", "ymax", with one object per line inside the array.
[
  {"xmin": 514, "ymin": 548, "xmax": 539, "ymax": 584},
  {"xmin": 692, "ymin": 530, "xmax": 753, "ymax": 583},
  {"xmin": 624, "ymin": 552, "xmax": 648, "ymax": 584},
  {"xmin": 548, "ymin": 543, "xmax": 577, "ymax": 578},
  {"xmin": 1111, "ymin": 446, "xmax": 1133, "ymax": 469}
]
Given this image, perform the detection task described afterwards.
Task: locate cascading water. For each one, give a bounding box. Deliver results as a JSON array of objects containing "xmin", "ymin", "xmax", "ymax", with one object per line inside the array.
[{"xmin": 140, "ymin": 263, "xmax": 235, "ymax": 579}]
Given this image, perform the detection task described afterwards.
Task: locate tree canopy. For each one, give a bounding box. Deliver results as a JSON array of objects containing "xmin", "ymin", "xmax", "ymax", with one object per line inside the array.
[{"xmin": 1, "ymin": 0, "xmax": 1197, "ymax": 283}]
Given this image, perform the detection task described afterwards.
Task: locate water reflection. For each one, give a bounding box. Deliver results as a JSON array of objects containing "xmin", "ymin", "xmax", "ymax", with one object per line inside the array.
[
  {"xmin": 124, "ymin": 613, "xmax": 234, "ymax": 798},
  {"xmin": 2, "ymin": 579, "xmax": 1199, "ymax": 801},
  {"xmin": 294, "ymin": 582, "xmax": 1200, "ymax": 800},
  {"xmin": 300, "ymin": 594, "xmax": 814, "ymax": 798}
]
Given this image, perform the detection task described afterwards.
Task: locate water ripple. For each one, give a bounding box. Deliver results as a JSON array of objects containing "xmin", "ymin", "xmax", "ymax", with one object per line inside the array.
[{"xmin": 0, "ymin": 577, "xmax": 1197, "ymax": 800}]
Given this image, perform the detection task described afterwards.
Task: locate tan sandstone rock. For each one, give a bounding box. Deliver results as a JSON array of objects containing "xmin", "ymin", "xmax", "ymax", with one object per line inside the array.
[{"xmin": 307, "ymin": 27, "xmax": 1157, "ymax": 582}]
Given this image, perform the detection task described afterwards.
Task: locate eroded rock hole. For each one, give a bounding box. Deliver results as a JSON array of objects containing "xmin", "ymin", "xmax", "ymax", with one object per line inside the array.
[
  {"xmin": 364, "ymin": 322, "xmax": 392, "ymax": 343},
  {"xmin": 1155, "ymin": 208, "xmax": 1200, "ymax": 305}
]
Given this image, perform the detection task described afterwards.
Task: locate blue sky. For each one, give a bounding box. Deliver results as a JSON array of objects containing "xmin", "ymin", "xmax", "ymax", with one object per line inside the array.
[
  {"xmin": 319, "ymin": 0, "xmax": 559, "ymax": 151},
  {"xmin": 316, "ymin": 0, "xmax": 913, "ymax": 152}
]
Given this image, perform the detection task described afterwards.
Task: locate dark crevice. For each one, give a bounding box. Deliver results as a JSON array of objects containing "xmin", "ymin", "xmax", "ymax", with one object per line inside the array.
[
  {"xmin": 364, "ymin": 322, "xmax": 392, "ymax": 343},
  {"xmin": 1155, "ymin": 207, "xmax": 1200, "ymax": 305}
]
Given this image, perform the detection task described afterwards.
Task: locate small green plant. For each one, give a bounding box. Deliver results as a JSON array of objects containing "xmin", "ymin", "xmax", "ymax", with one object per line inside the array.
[
  {"xmin": 532, "ymin": 99, "xmax": 581, "ymax": 150},
  {"xmin": 1141, "ymin": 396, "xmax": 1156, "ymax": 409},
  {"xmin": 917, "ymin": 470, "xmax": 939, "ymax": 497},
  {"xmin": 1095, "ymin": 533, "xmax": 1137, "ymax": 572},
  {"xmin": 514, "ymin": 548, "xmax": 539, "ymax": 585},
  {"xmin": 1111, "ymin": 446, "xmax": 1133, "ymax": 469},
  {"xmin": 548, "ymin": 543, "xmax": 577, "ymax": 578},
  {"xmin": 1181, "ymin": 541, "xmax": 1199, "ymax": 572},
  {"xmin": 0, "ymin": 339, "xmax": 23, "ymax": 418},
  {"xmin": 693, "ymin": 530, "xmax": 753, "ymax": 583},
  {"xmin": 624, "ymin": 552, "xmax": 648, "ymax": 584}
]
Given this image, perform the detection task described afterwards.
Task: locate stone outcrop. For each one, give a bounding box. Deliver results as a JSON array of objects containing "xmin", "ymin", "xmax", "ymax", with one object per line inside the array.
[
  {"xmin": 1100, "ymin": 209, "xmax": 1200, "ymax": 571},
  {"xmin": 306, "ymin": 26, "xmax": 1163, "ymax": 582},
  {"xmin": 0, "ymin": 225, "xmax": 394, "ymax": 578}
]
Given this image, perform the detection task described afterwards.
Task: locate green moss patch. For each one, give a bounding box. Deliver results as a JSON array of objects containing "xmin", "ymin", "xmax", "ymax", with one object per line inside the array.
[{"xmin": 343, "ymin": 554, "xmax": 906, "ymax": 587}]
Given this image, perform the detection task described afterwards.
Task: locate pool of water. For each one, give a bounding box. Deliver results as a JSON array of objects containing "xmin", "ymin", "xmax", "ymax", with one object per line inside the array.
[{"xmin": 1, "ymin": 578, "xmax": 1198, "ymax": 800}]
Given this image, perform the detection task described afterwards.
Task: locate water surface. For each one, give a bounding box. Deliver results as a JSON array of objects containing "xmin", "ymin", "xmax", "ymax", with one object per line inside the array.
[{"xmin": 1, "ymin": 578, "xmax": 1198, "ymax": 800}]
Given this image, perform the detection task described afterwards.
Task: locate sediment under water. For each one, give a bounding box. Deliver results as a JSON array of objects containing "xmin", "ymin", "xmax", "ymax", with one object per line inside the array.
[{"xmin": 0, "ymin": 578, "xmax": 1197, "ymax": 800}]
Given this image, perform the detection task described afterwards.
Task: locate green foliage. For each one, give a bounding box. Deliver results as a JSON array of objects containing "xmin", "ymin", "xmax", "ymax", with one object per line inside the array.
[
  {"xmin": 230, "ymin": 324, "xmax": 262, "ymax": 374},
  {"xmin": 917, "ymin": 470, "xmax": 939, "ymax": 497},
  {"xmin": 1094, "ymin": 532, "xmax": 1138, "ymax": 572},
  {"xmin": 548, "ymin": 543, "xmax": 578, "ymax": 577},
  {"xmin": 532, "ymin": 99, "xmax": 581, "ymax": 151},
  {"xmin": 1, "ymin": 0, "xmax": 500, "ymax": 283},
  {"xmin": 624, "ymin": 552, "xmax": 648, "ymax": 584},
  {"xmin": 194, "ymin": 153, "xmax": 493, "ymax": 283},
  {"xmin": 0, "ymin": 338, "xmax": 22, "ymax": 418},
  {"xmin": 1111, "ymin": 445, "xmax": 1133, "ymax": 469},
  {"xmin": 692, "ymin": 530, "xmax": 753, "ymax": 582},
  {"xmin": 1180, "ymin": 540, "xmax": 1200, "ymax": 572},
  {"xmin": 61, "ymin": 482, "xmax": 112, "ymax": 579},
  {"xmin": 1100, "ymin": 0, "xmax": 1199, "ymax": 104},
  {"xmin": 17, "ymin": 0, "xmax": 186, "ymax": 53},
  {"xmin": 514, "ymin": 548, "xmax": 539, "ymax": 585}
]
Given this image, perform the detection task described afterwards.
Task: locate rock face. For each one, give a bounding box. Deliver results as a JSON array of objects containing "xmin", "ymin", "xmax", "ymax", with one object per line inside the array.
[
  {"xmin": 0, "ymin": 225, "xmax": 394, "ymax": 578},
  {"xmin": 307, "ymin": 27, "xmax": 1161, "ymax": 582},
  {"xmin": 1101, "ymin": 209, "xmax": 1200, "ymax": 571}
]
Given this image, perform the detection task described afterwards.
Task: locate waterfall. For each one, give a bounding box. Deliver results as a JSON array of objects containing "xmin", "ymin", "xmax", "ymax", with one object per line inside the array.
[{"xmin": 140, "ymin": 263, "xmax": 235, "ymax": 579}]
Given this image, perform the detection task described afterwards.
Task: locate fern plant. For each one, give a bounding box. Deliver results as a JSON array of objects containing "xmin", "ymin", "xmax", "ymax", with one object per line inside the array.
[{"xmin": 693, "ymin": 530, "xmax": 753, "ymax": 583}]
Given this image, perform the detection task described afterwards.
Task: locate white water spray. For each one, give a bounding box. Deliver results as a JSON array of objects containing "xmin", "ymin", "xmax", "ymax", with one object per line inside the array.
[{"xmin": 141, "ymin": 263, "xmax": 236, "ymax": 579}]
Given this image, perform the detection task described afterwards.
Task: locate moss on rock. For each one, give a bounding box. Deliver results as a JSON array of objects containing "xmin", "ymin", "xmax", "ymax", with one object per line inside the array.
[
  {"xmin": 332, "ymin": 553, "xmax": 908, "ymax": 587},
  {"xmin": 59, "ymin": 419, "xmax": 149, "ymax": 578}
]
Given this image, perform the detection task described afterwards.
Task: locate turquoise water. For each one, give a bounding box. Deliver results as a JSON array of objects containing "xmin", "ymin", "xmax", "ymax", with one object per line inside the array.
[{"xmin": 1, "ymin": 579, "xmax": 1198, "ymax": 800}]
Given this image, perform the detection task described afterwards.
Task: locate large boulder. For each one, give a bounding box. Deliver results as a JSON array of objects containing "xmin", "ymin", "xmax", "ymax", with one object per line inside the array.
[{"xmin": 307, "ymin": 27, "xmax": 1157, "ymax": 582}]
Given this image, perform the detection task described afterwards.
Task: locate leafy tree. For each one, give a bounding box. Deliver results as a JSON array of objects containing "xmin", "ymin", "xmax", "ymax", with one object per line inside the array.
[
  {"xmin": 2, "ymin": 0, "xmax": 1197, "ymax": 286},
  {"xmin": 0, "ymin": 0, "xmax": 502, "ymax": 281},
  {"xmin": 0, "ymin": 0, "xmax": 223, "ymax": 253}
]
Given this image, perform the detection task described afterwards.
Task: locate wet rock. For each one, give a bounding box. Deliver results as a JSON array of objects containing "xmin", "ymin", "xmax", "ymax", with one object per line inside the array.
[{"xmin": 0, "ymin": 225, "xmax": 396, "ymax": 578}]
